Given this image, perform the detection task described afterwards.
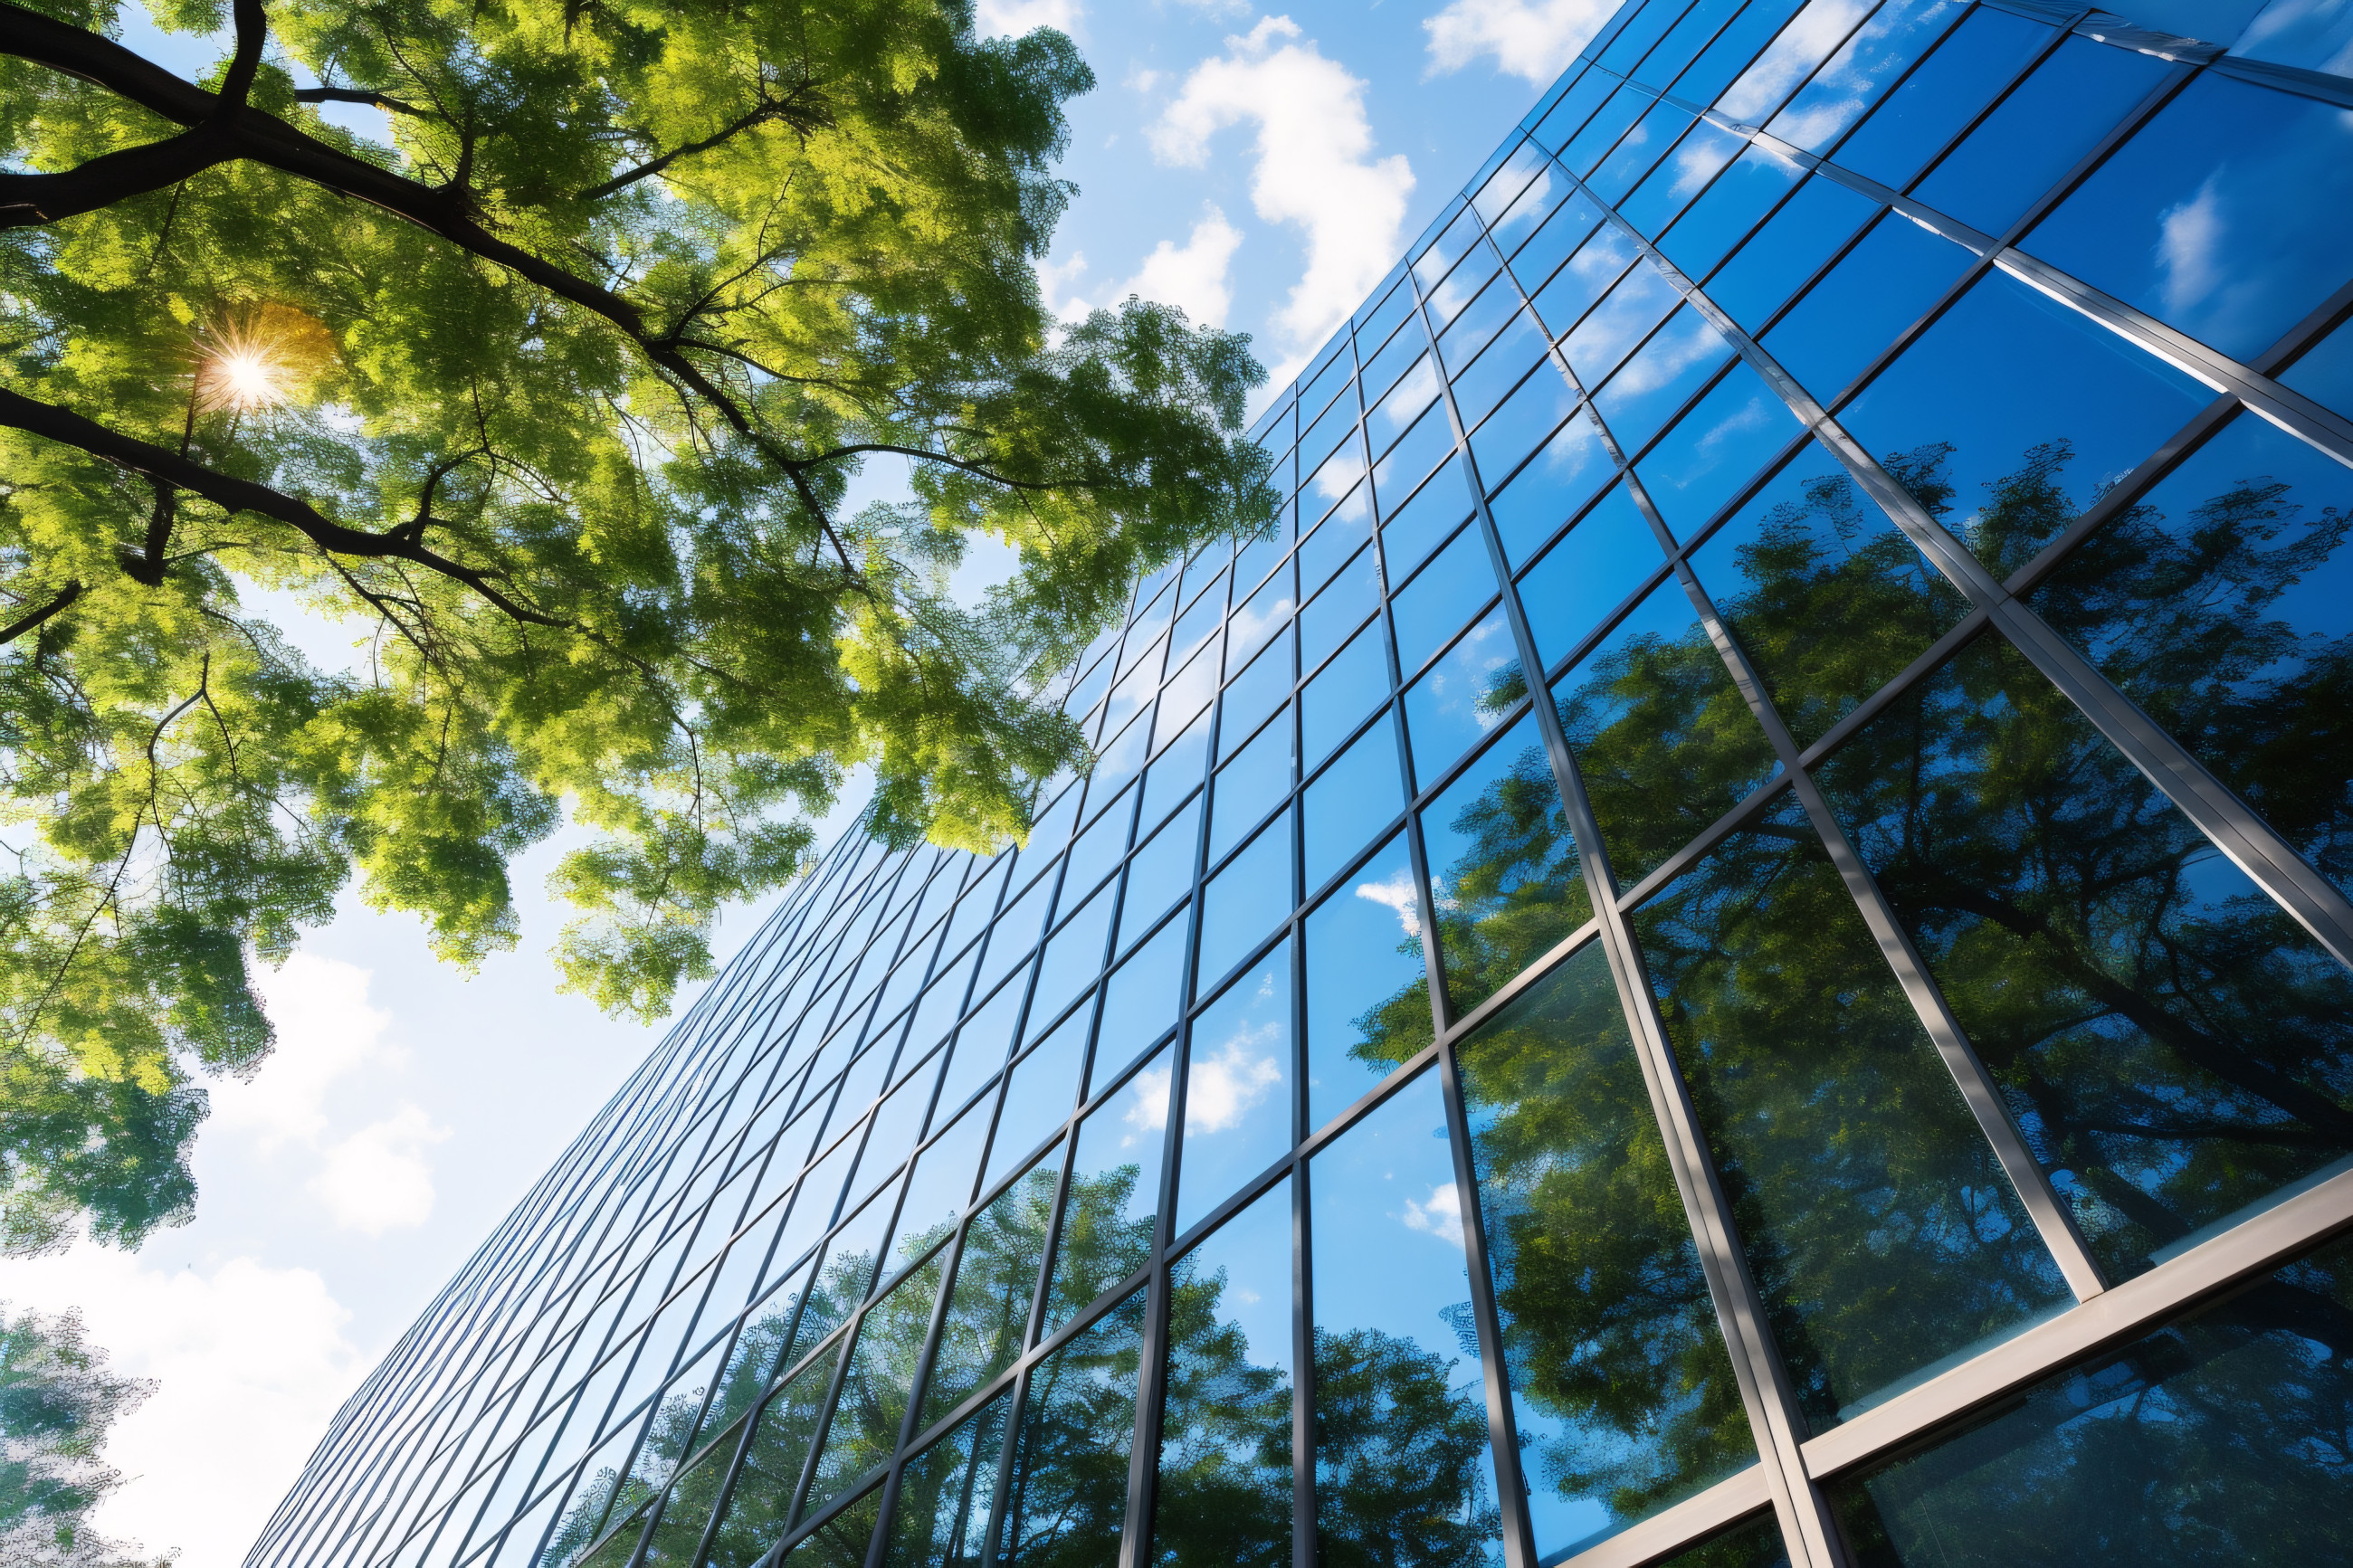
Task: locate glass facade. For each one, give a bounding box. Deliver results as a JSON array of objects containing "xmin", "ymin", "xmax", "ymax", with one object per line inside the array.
[{"xmin": 249, "ymin": 4, "xmax": 2353, "ymax": 1566}]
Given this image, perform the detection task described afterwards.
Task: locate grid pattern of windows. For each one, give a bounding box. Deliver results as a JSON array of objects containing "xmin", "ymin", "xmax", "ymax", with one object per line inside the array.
[{"xmin": 251, "ymin": 5, "xmax": 2353, "ymax": 1566}]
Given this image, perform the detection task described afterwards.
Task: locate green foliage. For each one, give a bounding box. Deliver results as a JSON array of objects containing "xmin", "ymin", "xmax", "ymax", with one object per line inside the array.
[
  {"xmin": 0, "ymin": 0, "xmax": 1275, "ymax": 1254},
  {"xmin": 0, "ymin": 1305, "xmax": 170, "ymax": 1566}
]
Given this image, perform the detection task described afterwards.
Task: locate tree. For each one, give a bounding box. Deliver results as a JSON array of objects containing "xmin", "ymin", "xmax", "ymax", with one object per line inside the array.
[
  {"xmin": 0, "ymin": 0, "xmax": 1276, "ymax": 1255},
  {"xmin": 0, "ymin": 1304, "xmax": 171, "ymax": 1567}
]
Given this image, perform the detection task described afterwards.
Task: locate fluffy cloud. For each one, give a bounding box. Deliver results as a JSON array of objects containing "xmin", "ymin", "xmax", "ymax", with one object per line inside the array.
[
  {"xmin": 1423, "ymin": 0, "xmax": 1616, "ymax": 86},
  {"xmin": 1181, "ymin": 1028, "xmax": 1283, "ymax": 1135},
  {"xmin": 212, "ymin": 955, "xmax": 450, "ymax": 1235},
  {"xmin": 1151, "ymin": 17, "xmax": 1415, "ymax": 356},
  {"xmin": 0, "ymin": 1247, "xmax": 365, "ymax": 1568},
  {"xmin": 1043, "ymin": 206, "xmax": 1246, "ymax": 329},
  {"xmin": 1401, "ymin": 1181, "xmax": 1466, "ymax": 1247},
  {"xmin": 1354, "ymin": 866, "xmax": 1423, "ymax": 940},
  {"xmin": 974, "ymin": 0, "xmax": 1079, "ymax": 38}
]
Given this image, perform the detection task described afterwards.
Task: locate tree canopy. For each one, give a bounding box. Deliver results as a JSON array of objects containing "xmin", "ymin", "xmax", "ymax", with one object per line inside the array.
[
  {"xmin": 0, "ymin": 1304, "xmax": 168, "ymax": 1566},
  {"xmin": 0, "ymin": 0, "xmax": 1276, "ymax": 1255}
]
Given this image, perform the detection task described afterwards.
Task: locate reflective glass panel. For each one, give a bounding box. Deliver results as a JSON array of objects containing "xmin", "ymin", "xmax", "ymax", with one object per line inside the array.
[
  {"xmin": 880, "ymin": 1393, "xmax": 1007, "ymax": 1568},
  {"xmin": 1404, "ymin": 608, "xmax": 1525, "ymax": 787},
  {"xmin": 1197, "ymin": 811, "xmax": 1293, "ymax": 995},
  {"xmin": 1175, "ymin": 945, "xmax": 1294, "ymax": 1238},
  {"xmin": 1302, "ymin": 619, "xmax": 1393, "ymax": 771},
  {"xmin": 1519, "ymin": 487, "xmax": 1668, "ymax": 673},
  {"xmin": 1631, "ymin": 794, "xmax": 2072, "ymax": 1430},
  {"xmin": 921, "ymin": 1143, "xmax": 1062, "ymax": 1430},
  {"xmin": 1457, "ymin": 944, "xmax": 1756, "ymax": 1558},
  {"xmin": 1759, "ymin": 212, "xmax": 1973, "ymax": 404},
  {"xmin": 1302, "ymin": 712, "xmax": 1406, "ymax": 897},
  {"xmin": 1119, "ymin": 800, "xmax": 1202, "ymax": 958},
  {"xmin": 1097, "ymin": 917, "xmax": 1187, "ymax": 1085},
  {"xmin": 1303, "ymin": 832, "xmax": 1432, "ymax": 1131},
  {"xmin": 1309, "ymin": 1070, "xmax": 1504, "ymax": 1568},
  {"xmin": 806, "ymin": 1248, "xmax": 948, "ymax": 1511},
  {"xmin": 1488, "ymin": 409, "xmax": 1617, "ymax": 569},
  {"xmin": 1209, "ymin": 717, "xmax": 1291, "ymax": 864},
  {"xmin": 1829, "ymin": 6, "xmax": 2052, "ymax": 192},
  {"xmin": 984, "ymin": 1027, "xmax": 1085, "ymax": 1193},
  {"xmin": 1392, "ymin": 525, "xmax": 1500, "ymax": 678},
  {"xmin": 1635, "ymin": 360, "xmax": 1803, "ymax": 540},
  {"xmin": 994, "ymin": 1288, "xmax": 1148, "ymax": 1568}
]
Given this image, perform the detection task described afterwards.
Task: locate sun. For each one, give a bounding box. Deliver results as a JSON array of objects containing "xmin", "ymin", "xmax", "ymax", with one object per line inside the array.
[{"xmin": 191, "ymin": 305, "xmax": 339, "ymax": 413}]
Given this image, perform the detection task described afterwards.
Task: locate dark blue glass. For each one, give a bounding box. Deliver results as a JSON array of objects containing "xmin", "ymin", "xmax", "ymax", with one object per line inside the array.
[
  {"xmin": 1634, "ymin": 0, "xmax": 1748, "ymax": 93},
  {"xmin": 1594, "ymin": 307, "xmax": 1736, "ymax": 458},
  {"xmin": 985, "ymin": 1022, "xmax": 1086, "ymax": 1191},
  {"xmin": 1563, "ymin": 260, "xmax": 1683, "ymax": 391},
  {"xmin": 1488, "ymin": 409, "xmax": 1617, "ymax": 568},
  {"xmin": 1300, "ymin": 486, "xmax": 1374, "ymax": 595},
  {"xmin": 1469, "ymin": 356, "xmax": 1581, "ymax": 483},
  {"xmin": 1197, "ymin": 810, "xmax": 1293, "ymax": 996},
  {"xmin": 1299, "ymin": 546, "xmax": 1383, "ymax": 672},
  {"xmin": 1551, "ymin": 575, "xmax": 1778, "ymax": 888},
  {"xmin": 1618, "ymin": 119, "xmax": 1750, "ymax": 238},
  {"xmin": 1378, "ymin": 456, "xmax": 1475, "ymax": 583},
  {"xmin": 1635, "ymin": 359, "xmax": 1804, "ymax": 538},
  {"xmin": 1392, "ymin": 525, "xmax": 1500, "ymax": 678},
  {"xmin": 1484, "ymin": 147, "xmax": 1566, "ymax": 251},
  {"xmin": 1209, "ymin": 717, "xmax": 1291, "ymax": 863},
  {"xmin": 1830, "ymin": 1235, "xmax": 2353, "ymax": 1566},
  {"xmin": 1599, "ymin": 0, "xmax": 1689, "ymax": 76},
  {"xmin": 1703, "ymin": 174, "xmax": 1879, "ymax": 333},
  {"xmin": 1829, "ymin": 6, "xmax": 2053, "ymax": 192},
  {"xmin": 2025, "ymin": 72, "xmax": 2353, "ymax": 361},
  {"xmin": 1096, "ymin": 917, "xmax": 1186, "ymax": 1089},
  {"xmin": 1173, "ymin": 946, "xmax": 1294, "ymax": 1237},
  {"xmin": 1672, "ymin": 0, "xmax": 1806, "ymax": 108},
  {"xmin": 2282, "ymin": 316, "xmax": 2353, "ymax": 421},
  {"xmin": 1658, "ymin": 143, "xmax": 1805, "ymax": 283},
  {"xmin": 1563, "ymin": 84, "xmax": 1653, "ymax": 177},
  {"xmin": 1765, "ymin": 0, "xmax": 1969, "ymax": 156},
  {"xmin": 1532, "ymin": 223, "xmax": 1641, "ymax": 338},
  {"xmin": 1301, "ymin": 619, "xmax": 1391, "ymax": 772},
  {"xmin": 1519, "ymin": 486, "xmax": 1668, "ymax": 671},
  {"xmin": 1533, "ymin": 62, "xmax": 1617, "ymax": 153},
  {"xmin": 1910, "ymin": 37, "xmax": 2168, "ymax": 237},
  {"xmin": 1117, "ymin": 798, "xmax": 1201, "ymax": 958},
  {"xmin": 1437, "ymin": 273, "xmax": 1525, "ymax": 375},
  {"xmin": 1303, "ymin": 712, "xmax": 1405, "ymax": 897},
  {"xmin": 1405, "ymin": 609, "xmax": 1525, "ymax": 788},
  {"xmin": 1303, "ymin": 832, "xmax": 1430, "ymax": 1129},
  {"xmin": 1307, "ymin": 1069, "xmax": 1502, "ymax": 1568},
  {"xmin": 1839, "ymin": 270, "xmax": 2209, "ymax": 546},
  {"xmin": 1761, "ymin": 211, "xmax": 1974, "ymax": 403}
]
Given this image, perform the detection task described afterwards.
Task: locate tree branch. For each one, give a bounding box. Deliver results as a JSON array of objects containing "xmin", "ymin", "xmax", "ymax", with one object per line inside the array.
[
  {"xmin": 801, "ymin": 442, "xmax": 1057, "ymax": 492},
  {"xmin": 0, "ymin": 583, "xmax": 83, "ymax": 646},
  {"xmin": 575, "ymin": 84, "xmax": 830, "ymax": 202},
  {"xmin": 214, "ymin": 0, "xmax": 267, "ymax": 114},
  {"xmin": 292, "ymin": 85, "xmax": 423, "ymax": 115}
]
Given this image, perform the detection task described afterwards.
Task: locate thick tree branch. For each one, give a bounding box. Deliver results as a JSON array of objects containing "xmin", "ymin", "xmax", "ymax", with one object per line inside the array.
[
  {"xmin": 291, "ymin": 85, "xmax": 423, "ymax": 115},
  {"xmin": 801, "ymin": 442, "xmax": 1058, "ymax": 491},
  {"xmin": 215, "ymin": 0, "xmax": 267, "ymax": 114},
  {"xmin": 0, "ymin": 583, "xmax": 83, "ymax": 647},
  {"xmin": 0, "ymin": 385, "xmax": 564, "ymax": 627}
]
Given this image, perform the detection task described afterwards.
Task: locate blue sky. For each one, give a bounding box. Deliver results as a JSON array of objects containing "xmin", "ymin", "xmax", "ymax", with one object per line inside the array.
[{"xmin": 0, "ymin": 3, "xmax": 1618, "ymax": 1563}]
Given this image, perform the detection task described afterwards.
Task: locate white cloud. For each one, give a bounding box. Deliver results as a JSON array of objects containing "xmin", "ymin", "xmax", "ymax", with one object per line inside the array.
[
  {"xmin": 1401, "ymin": 1182, "xmax": 1466, "ymax": 1247},
  {"xmin": 310, "ymin": 1103, "xmax": 452, "ymax": 1235},
  {"xmin": 1354, "ymin": 867, "xmax": 1423, "ymax": 940},
  {"xmin": 1423, "ymin": 0, "xmax": 1615, "ymax": 86},
  {"xmin": 1182, "ymin": 1027, "xmax": 1283, "ymax": 1135},
  {"xmin": 1151, "ymin": 16, "xmax": 1415, "ymax": 355},
  {"xmin": 2158, "ymin": 174, "xmax": 2227, "ymax": 318},
  {"xmin": 1125, "ymin": 207, "xmax": 1246, "ymax": 328},
  {"xmin": 209, "ymin": 955, "xmax": 449, "ymax": 1236},
  {"xmin": 975, "ymin": 0, "xmax": 1079, "ymax": 38},
  {"xmin": 0, "ymin": 1246, "xmax": 365, "ymax": 1568},
  {"xmin": 1718, "ymin": 0, "xmax": 1871, "ymax": 124},
  {"xmin": 1121, "ymin": 1060, "xmax": 1175, "ymax": 1145}
]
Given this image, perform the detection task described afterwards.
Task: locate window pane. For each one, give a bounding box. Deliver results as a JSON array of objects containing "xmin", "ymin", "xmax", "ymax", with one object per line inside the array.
[
  {"xmin": 1830, "ymin": 1233, "xmax": 2353, "ymax": 1565},
  {"xmin": 2026, "ymin": 409, "xmax": 2353, "ymax": 894},
  {"xmin": 1097, "ymin": 917, "xmax": 1187, "ymax": 1086},
  {"xmin": 806, "ymin": 1249, "xmax": 948, "ymax": 1512},
  {"xmin": 1304, "ymin": 486, "xmax": 1374, "ymax": 595},
  {"xmin": 1488, "ymin": 409, "xmax": 1617, "ymax": 569},
  {"xmin": 1509, "ymin": 187, "xmax": 1607, "ymax": 296},
  {"xmin": 1813, "ymin": 629, "xmax": 2353, "ymax": 1284},
  {"xmin": 2024, "ymin": 71, "xmax": 2353, "ymax": 360},
  {"xmin": 1635, "ymin": 360, "xmax": 1803, "ymax": 540},
  {"xmin": 1595, "ymin": 306, "xmax": 1736, "ymax": 460},
  {"xmin": 1829, "ymin": 6, "xmax": 2052, "ymax": 192},
  {"xmin": 1470, "ymin": 359, "xmax": 1585, "ymax": 493},
  {"xmin": 1048, "ymin": 1048, "xmax": 1170, "ymax": 1332},
  {"xmin": 1392, "ymin": 525, "xmax": 1500, "ymax": 679},
  {"xmin": 893, "ymin": 1104, "xmax": 992, "ymax": 1275},
  {"xmin": 880, "ymin": 1393, "xmax": 1008, "ymax": 1568},
  {"xmin": 1532, "ymin": 223, "xmax": 1641, "ymax": 339},
  {"xmin": 1033, "ymin": 885, "xmax": 1113, "ymax": 1031},
  {"xmin": 1309, "ymin": 1070, "xmax": 1504, "ymax": 1568},
  {"xmin": 1631, "ymin": 794, "xmax": 2072, "ymax": 1430},
  {"xmin": 1304, "ymin": 832, "xmax": 1431, "ymax": 1131},
  {"xmin": 1657, "ymin": 143, "xmax": 1805, "ymax": 285},
  {"xmin": 776, "ymin": 1485, "xmax": 881, "ymax": 1568},
  {"xmin": 985, "ymin": 1027, "xmax": 1084, "ymax": 1193},
  {"xmin": 1176, "ymin": 946, "xmax": 1294, "ymax": 1238},
  {"xmin": 1764, "ymin": 0, "xmax": 1968, "ymax": 157},
  {"xmin": 1198, "ymin": 812, "xmax": 1293, "ymax": 996},
  {"xmin": 1119, "ymin": 800, "xmax": 1202, "ymax": 958},
  {"xmin": 1302, "ymin": 619, "xmax": 1393, "ymax": 771},
  {"xmin": 1152, "ymin": 1180, "xmax": 1296, "ymax": 1568},
  {"xmin": 1838, "ymin": 271, "xmax": 2209, "ymax": 571},
  {"xmin": 1378, "ymin": 455, "xmax": 1475, "ymax": 582},
  {"xmin": 1300, "ymin": 546, "xmax": 1382, "ymax": 672},
  {"xmin": 1423, "ymin": 711, "xmax": 1591, "ymax": 1017},
  {"xmin": 1219, "ymin": 648, "xmax": 1291, "ymax": 768},
  {"xmin": 1688, "ymin": 439, "xmax": 1967, "ymax": 750},
  {"xmin": 1519, "ymin": 486, "xmax": 1667, "ymax": 673},
  {"xmin": 1458, "ymin": 944, "xmax": 1757, "ymax": 1559},
  {"xmin": 922, "ymin": 1144, "xmax": 1062, "ymax": 1430},
  {"xmin": 1561, "ymin": 261, "xmax": 1683, "ymax": 391},
  {"xmin": 1228, "ymin": 568, "xmax": 1296, "ymax": 676},
  {"xmin": 703, "ymin": 1349, "xmax": 839, "ymax": 1567},
  {"xmin": 1759, "ymin": 211, "xmax": 1973, "ymax": 404},
  {"xmin": 1209, "ymin": 718, "xmax": 1292, "ymax": 864},
  {"xmin": 1062, "ymin": 786, "xmax": 1135, "ymax": 911},
  {"xmin": 994, "ymin": 1287, "xmax": 1148, "ymax": 1568},
  {"xmin": 1405, "ymin": 608, "xmax": 1525, "ymax": 788},
  {"xmin": 1303, "ymin": 712, "xmax": 1406, "ymax": 896}
]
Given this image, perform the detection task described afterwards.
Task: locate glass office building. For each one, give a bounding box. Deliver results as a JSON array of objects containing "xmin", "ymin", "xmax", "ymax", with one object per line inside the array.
[{"xmin": 250, "ymin": 3, "xmax": 2353, "ymax": 1565}]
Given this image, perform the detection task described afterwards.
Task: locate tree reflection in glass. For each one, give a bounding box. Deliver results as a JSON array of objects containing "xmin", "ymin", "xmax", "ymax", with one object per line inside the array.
[
  {"xmin": 881, "ymin": 1393, "xmax": 1008, "ymax": 1568},
  {"xmin": 1150, "ymin": 1180, "xmax": 1294, "ymax": 1568},
  {"xmin": 919, "ymin": 1148, "xmax": 1060, "ymax": 1433},
  {"xmin": 1455, "ymin": 944, "xmax": 1755, "ymax": 1557},
  {"xmin": 1833, "ymin": 1233, "xmax": 2353, "ymax": 1565},
  {"xmin": 1632, "ymin": 794, "xmax": 2071, "ymax": 1430},
  {"xmin": 1814, "ymin": 626, "xmax": 2353, "ymax": 1280},
  {"xmin": 1309, "ymin": 1070, "xmax": 1504, "ymax": 1568},
  {"xmin": 995, "ymin": 1287, "xmax": 1149, "ymax": 1568}
]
